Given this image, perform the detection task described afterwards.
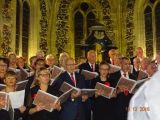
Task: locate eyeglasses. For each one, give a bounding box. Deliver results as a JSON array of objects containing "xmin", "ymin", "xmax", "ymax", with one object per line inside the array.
[
  {"xmin": 0, "ymin": 64, "xmax": 7, "ymax": 68},
  {"xmin": 39, "ymin": 73, "xmax": 50, "ymax": 77},
  {"xmin": 37, "ymin": 63, "xmax": 45, "ymax": 66},
  {"xmin": 100, "ymin": 68, "xmax": 109, "ymax": 71},
  {"xmin": 66, "ymin": 64, "xmax": 76, "ymax": 66}
]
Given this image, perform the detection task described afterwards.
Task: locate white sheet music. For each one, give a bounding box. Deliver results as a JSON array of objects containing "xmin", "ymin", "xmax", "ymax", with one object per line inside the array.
[{"xmin": 9, "ymin": 90, "xmax": 25, "ymax": 109}]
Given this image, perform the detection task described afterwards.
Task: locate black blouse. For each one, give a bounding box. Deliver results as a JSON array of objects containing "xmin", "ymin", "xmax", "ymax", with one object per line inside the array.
[
  {"xmin": 91, "ymin": 76, "xmax": 116, "ymax": 120},
  {"xmin": 29, "ymin": 85, "xmax": 60, "ymax": 120}
]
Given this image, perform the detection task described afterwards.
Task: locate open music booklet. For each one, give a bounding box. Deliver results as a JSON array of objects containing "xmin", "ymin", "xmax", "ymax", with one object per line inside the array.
[
  {"xmin": 0, "ymin": 90, "xmax": 25, "ymax": 110},
  {"xmin": 95, "ymin": 82, "xmax": 115, "ymax": 99},
  {"xmin": 115, "ymin": 77, "xmax": 150, "ymax": 93},
  {"xmin": 59, "ymin": 81, "xmax": 96, "ymax": 97},
  {"xmin": 8, "ymin": 67, "xmax": 34, "ymax": 82},
  {"xmin": 137, "ymin": 70, "xmax": 148, "ymax": 80},
  {"xmin": 33, "ymin": 89, "xmax": 72, "ymax": 112},
  {"xmin": 80, "ymin": 69, "xmax": 98, "ymax": 80},
  {"xmin": 49, "ymin": 66, "xmax": 64, "ymax": 85}
]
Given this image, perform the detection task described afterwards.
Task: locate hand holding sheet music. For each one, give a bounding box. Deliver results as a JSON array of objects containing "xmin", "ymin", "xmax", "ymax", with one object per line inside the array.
[
  {"xmin": 0, "ymin": 92, "xmax": 9, "ymax": 110},
  {"xmin": 33, "ymin": 90, "xmax": 58, "ymax": 112},
  {"xmin": 33, "ymin": 89, "xmax": 72, "ymax": 112},
  {"xmin": 0, "ymin": 90, "xmax": 25, "ymax": 110},
  {"xmin": 95, "ymin": 82, "xmax": 115, "ymax": 99},
  {"xmin": 9, "ymin": 90, "xmax": 25, "ymax": 109},
  {"xmin": 60, "ymin": 81, "xmax": 96, "ymax": 98}
]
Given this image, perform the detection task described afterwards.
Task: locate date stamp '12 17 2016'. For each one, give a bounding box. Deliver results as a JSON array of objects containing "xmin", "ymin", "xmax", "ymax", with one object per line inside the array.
[{"xmin": 126, "ymin": 106, "xmax": 150, "ymax": 112}]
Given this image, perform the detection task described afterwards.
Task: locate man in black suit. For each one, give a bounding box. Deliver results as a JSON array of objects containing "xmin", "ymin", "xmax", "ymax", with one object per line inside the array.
[
  {"xmin": 79, "ymin": 50, "xmax": 99, "ymax": 75},
  {"xmin": 78, "ymin": 50, "xmax": 99, "ymax": 120},
  {"xmin": 110, "ymin": 57, "xmax": 136, "ymax": 120},
  {"xmin": 53, "ymin": 58, "xmax": 88, "ymax": 120}
]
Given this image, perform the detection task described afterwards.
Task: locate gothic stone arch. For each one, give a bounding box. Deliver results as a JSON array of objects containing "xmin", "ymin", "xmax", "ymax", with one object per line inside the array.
[{"xmin": 55, "ymin": 0, "xmax": 114, "ymax": 57}]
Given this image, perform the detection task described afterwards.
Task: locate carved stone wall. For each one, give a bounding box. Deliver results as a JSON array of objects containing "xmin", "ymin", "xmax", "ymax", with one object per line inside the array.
[
  {"xmin": 125, "ymin": 0, "xmax": 135, "ymax": 57},
  {"xmin": 98, "ymin": 0, "xmax": 115, "ymax": 40},
  {"xmin": 39, "ymin": 0, "xmax": 48, "ymax": 54},
  {"xmin": 1, "ymin": 0, "xmax": 13, "ymax": 56}
]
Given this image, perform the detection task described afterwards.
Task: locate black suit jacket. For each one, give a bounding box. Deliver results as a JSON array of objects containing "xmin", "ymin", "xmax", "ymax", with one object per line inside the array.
[
  {"xmin": 53, "ymin": 71, "xmax": 86, "ymax": 120},
  {"xmin": 132, "ymin": 68, "xmax": 139, "ymax": 80}
]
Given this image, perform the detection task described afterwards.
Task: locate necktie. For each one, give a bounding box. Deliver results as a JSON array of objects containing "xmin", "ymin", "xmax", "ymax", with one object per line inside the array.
[
  {"xmin": 123, "ymin": 73, "xmax": 127, "ymax": 77},
  {"xmin": 70, "ymin": 73, "xmax": 76, "ymax": 86},
  {"xmin": 112, "ymin": 59, "xmax": 114, "ymax": 65},
  {"xmin": 91, "ymin": 64, "xmax": 94, "ymax": 72}
]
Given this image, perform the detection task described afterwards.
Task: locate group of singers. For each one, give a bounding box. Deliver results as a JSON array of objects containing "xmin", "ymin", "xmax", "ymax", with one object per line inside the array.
[{"xmin": 0, "ymin": 47, "xmax": 159, "ymax": 120}]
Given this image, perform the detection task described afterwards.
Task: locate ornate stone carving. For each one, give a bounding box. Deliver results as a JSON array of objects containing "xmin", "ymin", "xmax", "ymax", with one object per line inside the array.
[
  {"xmin": 1, "ymin": 0, "xmax": 12, "ymax": 56},
  {"xmin": 125, "ymin": 0, "xmax": 135, "ymax": 57},
  {"xmin": 39, "ymin": 0, "xmax": 48, "ymax": 54},
  {"xmin": 144, "ymin": 7, "xmax": 153, "ymax": 57},
  {"xmin": 56, "ymin": 0, "xmax": 114, "ymax": 56},
  {"xmin": 56, "ymin": 0, "xmax": 71, "ymax": 55},
  {"xmin": 98, "ymin": 0, "xmax": 115, "ymax": 40}
]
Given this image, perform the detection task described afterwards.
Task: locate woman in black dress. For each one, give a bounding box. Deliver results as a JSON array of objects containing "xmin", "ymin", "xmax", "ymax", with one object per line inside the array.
[
  {"xmin": 28, "ymin": 67, "xmax": 61, "ymax": 120},
  {"xmin": 91, "ymin": 61, "xmax": 117, "ymax": 120}
]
